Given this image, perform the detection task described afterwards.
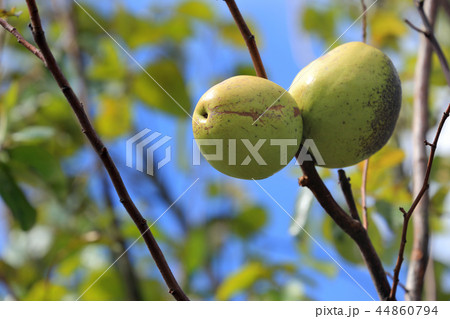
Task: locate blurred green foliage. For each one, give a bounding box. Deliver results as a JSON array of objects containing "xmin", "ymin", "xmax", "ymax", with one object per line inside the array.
[{"xmin": 0, "ymin": 0, "xmax": 448, "ymax": 301}]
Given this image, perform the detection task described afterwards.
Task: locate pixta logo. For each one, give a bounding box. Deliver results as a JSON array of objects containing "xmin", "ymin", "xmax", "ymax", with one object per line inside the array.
[
  {"xmin": 192, "ymin": 138, "xmax": 325, "ymax": 166},
  {"xmin": 126, "ymin": 129, "xmax": 171, "ymax": 176}
]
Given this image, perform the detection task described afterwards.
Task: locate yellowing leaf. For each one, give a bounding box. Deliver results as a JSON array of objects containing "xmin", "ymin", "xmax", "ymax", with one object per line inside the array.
[
  {"xmin": 95, "ymin": 95, "xmax": 132, "ymax": 139},
  {"xmin": 177, "ymin": 1, "xmax": 214, "ymax": 22},
  {"xmin": 370, "ymin": 10, "xmax": 407, "ymax": 48},
  {"xmin": 89, "ymin": 40, "xmax": 126, "ymax": 80},
  {"xmin": 216, "ymin": 262, "xmax": 268, "ymax": 300},
  {"xmin": 369, "ymin": 146, "xmax": 405, "ymax": 171}
]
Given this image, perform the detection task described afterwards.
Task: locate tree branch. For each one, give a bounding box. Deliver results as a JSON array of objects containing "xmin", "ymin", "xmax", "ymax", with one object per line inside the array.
[
  {"xmin": 405, "ymin": 0, "xmax": 450, "ymax": 87},
  {"xmin": 390, "ymin": 103, "xmax": 450, "ymax": 300},
  {"xmin": 299, "ymin": 161, "xmax": 391, "ymax": 300},
  {"xmin": 0, "ymin": 17, "xmax": 46, "ymax": 64},
  {"xmin": 338, "ymin": 169, "xmax": 361, "ymax": 222},
  {"xmin": 0, "ymin": 0, "xmax": 189, "ymax": 301},
  {"xmin": 223, "ymin": 0, "xmax": 267, "ymax": 79}
]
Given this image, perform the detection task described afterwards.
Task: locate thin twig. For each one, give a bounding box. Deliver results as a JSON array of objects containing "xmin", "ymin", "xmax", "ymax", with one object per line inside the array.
[
  {"xmin": 390, "ymin": 103, "xmax": 450, "ymax": 300},
  {"xmin": 0, "ymin": 0, "xmax": 189, "ymax": 301},
  {"xmin": 223, "ymin": 0, "xmax": 267, "ymax": 79},
  {"xmin": 338, "ymin": 169, "xmax": 361, "ymax": 222},
  {"xmin": 224, "ymin": 0, "xmax": 391, "ymax": 300},
  {"xmin": 360, "ymin": 0, "xmax": 367, "ymax": 43},
  {"xmin": 386, "ymin": 272, "xmax": 409, "ymax": 294},
  {"xmin": 360, "ymin": 0, "xmax": 369, "ymax": 231},
  {"xmin": 0, "ymin": 17, "xmax": 46, "ymax": 64},
  {"xmin": 405, "ymin": 0, "xmax": 450, "ymax": 87},
  {"xmin": 361, "ymin": 159, "xmax": 369, "ymax": 230}
]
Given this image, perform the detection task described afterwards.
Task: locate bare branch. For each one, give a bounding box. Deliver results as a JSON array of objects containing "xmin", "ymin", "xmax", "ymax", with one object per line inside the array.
[
  {"xmin": 390, "ymin": 103, "xmax": 450, "ymax": 300},
  {"xmin": 338, "ymin": 169, "xmax": 361, "ymax": 222},
  {"xmin": 0, "ymin": 0, "xmax": 189, "ymax": 301},
  {"xmin": 0, "ymin": 17, "xmax": 46, "ymax": 64},
  {"xmin": 223, "ymin": 0, "xmax": 267, "ymax": 79}
]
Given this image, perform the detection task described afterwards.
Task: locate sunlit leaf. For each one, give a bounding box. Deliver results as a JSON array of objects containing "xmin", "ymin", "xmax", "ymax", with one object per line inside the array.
[
  {"xmin": 370, "ymin": 10, "xmax": 407, "ymax": 48},
  {"xmin": 89, "ymin": 39, "xmax": 127, "ymax": 80},
  {"xmin": 177, "ymin": 1, "xmax": 214, "ymax": 21},
  {"xmin": 23, "ymin": 280, "xmax": 68, "ymax": 301},
  {"xmin": 95, "ymin": 95, "xmax": 132, "ymax": 139},
  {"xmin": 216, "ymin": 262, "xmax": 269, "ymax": 300},
  {"xmin": 78, "ymin": 268, "xmax": 125, "ymax": 301},
  {"xmin": 1, "ymin": 81, "xmax": 19, "ymax": 111},
  {"xmin": 0, "ymin": 162, "xmax": 37, "ymax": 230}
]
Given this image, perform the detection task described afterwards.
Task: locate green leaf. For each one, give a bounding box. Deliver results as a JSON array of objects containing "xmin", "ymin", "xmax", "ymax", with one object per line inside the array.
[
  {"xmin": 132, "ymin": 59, "xmax": 190, "ymax": 117},
  {"xmin": 216, "ymin": 262, "xmax": 269, "ymax": 300},
  {"xmin": 8, "ymin": 145, "xmax": 67, "ymax": 199},
  {"xmin": 322, "ymin": 216, "xmax": 361, "ymax": 264},
  {"xmin": 183, "ymin": 227, "xmax": 207, "ymax": 275},
  {"xmin": 232, "ymin": 205, "xmax": 267, "ymax": 238},
  {"xmin": 79, "ymin": 268, "xmax": 125, "ymax": 300},
  {"xmin": 234, "ymin": 64, "xmax": 257, "ymax": 76},
  {"xmin": 95, "ymin": 95, "xmax": 132, "ymax": 139},
  {"xmin": 23, "ymin": 280, "xmax": 68, "ymax": 301},
  {"xmin": 177, "ymin": 1, "xmax": 214, "ymax": 22},
  {"xmin": 1, "ymin": 81, "xmax": 19, "ymax": 111},
  {"xmin": 161, "ymin": 16, "xmax": 192, "ymax": 42},
  {"xmin": 113, "ymin": 7, "xmax": 164, "ymax": 48},
  {"xmin": 0, "ymin": 162, "xmax": 37, "ymax": 230},
  {"xmin": 302, "ymin": 6, "xmax": 336, "ymax": 43},
  {"xmin": 89, "ymin": 39, "xmax": 127, "ymax": 80}
]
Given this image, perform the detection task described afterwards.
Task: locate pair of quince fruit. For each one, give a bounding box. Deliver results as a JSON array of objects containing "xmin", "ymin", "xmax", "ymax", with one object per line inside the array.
[{"xmin": 192, "ymin": 42, "xmax": 402, "ymax": 180}]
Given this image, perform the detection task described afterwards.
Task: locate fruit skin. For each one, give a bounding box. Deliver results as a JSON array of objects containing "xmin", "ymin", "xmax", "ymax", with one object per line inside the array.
[
  {"xmin": 192, "ymin": 75, "xmax": 303, "ymax": 180},
  {"xmin": 289, "ymin": 41, "xmax": 402, "ymax": 168}
]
